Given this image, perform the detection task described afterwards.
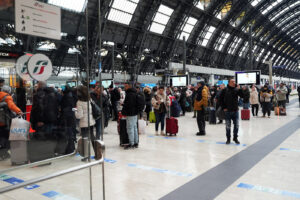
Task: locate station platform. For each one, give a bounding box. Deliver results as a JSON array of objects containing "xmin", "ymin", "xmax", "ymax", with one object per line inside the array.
[{"xmin": 0, "ymin": 97, "xmax": 299, "ymax": 200}]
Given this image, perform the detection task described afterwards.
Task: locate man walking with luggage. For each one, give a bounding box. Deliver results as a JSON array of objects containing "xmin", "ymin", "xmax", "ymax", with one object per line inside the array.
[
  {"xmin": 122, "ymin": 83, "xmax": 139, "ymax": 149},
  {"xmin": 194, "ymin": 81, "xmax": 208, "ymax": 136},
  {"xmin": 220, "ymin": 79, "xmax": 243, "ymax": 144}
]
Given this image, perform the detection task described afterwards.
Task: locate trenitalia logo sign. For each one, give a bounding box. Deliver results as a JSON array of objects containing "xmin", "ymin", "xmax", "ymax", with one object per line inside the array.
[
  {"xmin": 33, "ymin": 60, "xmax": 48, "ymax": 75},
  {"xmin": 16, "ymin": 54, "xmax": 52, "ymax": 81}
]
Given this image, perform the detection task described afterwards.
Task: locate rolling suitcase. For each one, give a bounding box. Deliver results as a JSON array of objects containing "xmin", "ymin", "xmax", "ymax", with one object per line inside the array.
[
  {"xmin": 119, "ymin": 119, "xmax": 129, "ymax": 146},
  {"xmin": 10, "ymin": 141, "xmax": 29, "ymax": 165},
  {"xmin": 166, "ymin": 117, "xmax": 178, "ymax": 136},
  {"xmin": 279, "ymin": 107, "xmax": 286, "ymax": 116},
  {"xmin": 241, "ymin": 109, "xmax": 250, "ymax": 120},
  {"xmin": 209, "ymin": 107, "xmax": 217, "ymax": 124}
]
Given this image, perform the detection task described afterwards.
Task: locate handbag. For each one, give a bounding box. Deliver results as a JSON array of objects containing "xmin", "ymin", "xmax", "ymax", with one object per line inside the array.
[
  {"xmin": 9, "ymin": 117, "xmax": 30, "ymax": 141},
  {"xmin": 91, "ymin": 100, "xmax": 101, "ymax": 120}
]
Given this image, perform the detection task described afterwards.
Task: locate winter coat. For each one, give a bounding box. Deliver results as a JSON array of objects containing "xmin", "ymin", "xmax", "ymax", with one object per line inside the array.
[
  {"xmin": 242, "ymin": 89, "xmax": 250, "ymax": 104},
  {"xmin": 194, "ymin": 86, "xmax": 208, "ymax": 111},
  {"xmin": 0, "ymin": 92, "xmax": 21, "ymax": 127},
  {"xmin": 30, "ymin": 87, "xmax": 59, "ymax": 130},
  {"xmin": 144, "ymin": 91, "xmax": 152, "ymax": 113},
  {"xmin": 260, "ymin": 89, "xmax": 273, "ymax": 103},
  {"xmin": 61, "ymin": 90, "xmax": 76, "ymax": 118},
  {"xmin": 276, "ymin": 86, "xmax": 288, "ymax": 101},
  {"xmin": 110, "ymin": 88, "xmax": 121, "ymax": 103},
  {"xmin": 151, "ymin": 93, "xmax": 170, "ymax": 113},
  {"xmin": 219, "ymin": 86, "xmax": 243, "ymax": 112},
  {"xmin": 75, "ymin": 100, "xmax": 95, "ymax": 128},
  {"xmin": 250, "ymin": 90, "xmax": 259, "ymax": 105},
  {"xmin": 121, "ymin": 88, "xmax": 138, "ymax": 116}
]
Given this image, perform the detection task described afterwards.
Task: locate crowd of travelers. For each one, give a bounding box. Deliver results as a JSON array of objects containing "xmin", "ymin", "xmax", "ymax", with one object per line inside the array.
[{"xmin": 0, "ymin": 75, "xmax": 297, "ymax": 159}]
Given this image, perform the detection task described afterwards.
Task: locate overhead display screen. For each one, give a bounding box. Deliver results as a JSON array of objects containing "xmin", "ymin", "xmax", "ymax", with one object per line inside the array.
[{"xmin": 235, "ymin": 71, "xmax": 261, "ymax": 85}]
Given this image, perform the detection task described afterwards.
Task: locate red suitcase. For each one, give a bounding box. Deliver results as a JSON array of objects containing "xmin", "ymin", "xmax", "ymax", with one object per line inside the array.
[
  {"xmin": 166, "ymin": 117, "xmax": 179, "ymax": 136},
  {"xmin": 241, "ymin": 109, "xmax": 250, "ymax": 120}
]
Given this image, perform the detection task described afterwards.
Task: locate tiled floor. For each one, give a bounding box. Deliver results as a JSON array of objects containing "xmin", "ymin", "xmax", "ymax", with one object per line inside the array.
[{"xmin": 0, "ymin": 97, "xmax": 299, "ymax": 200}]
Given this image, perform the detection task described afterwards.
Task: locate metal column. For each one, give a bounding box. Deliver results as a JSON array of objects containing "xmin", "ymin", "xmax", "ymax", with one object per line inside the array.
[{"xmin": 183, "ymin": 36, "xmax": 187, "ymax": 74}]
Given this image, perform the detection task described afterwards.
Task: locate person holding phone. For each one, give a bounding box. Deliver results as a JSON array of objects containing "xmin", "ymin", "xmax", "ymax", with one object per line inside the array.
[{"xmin": 219, "ymin": 79, "xmax": 244, "ymax": 144}]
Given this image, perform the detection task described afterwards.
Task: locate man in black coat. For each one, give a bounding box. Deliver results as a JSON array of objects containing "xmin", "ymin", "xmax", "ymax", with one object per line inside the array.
[
  {"xmin": 30, "ymin": 81, "xmax": 59, "ymax": 138},
  {"xmin": 220, "ymin": 79, "xmax": 243, "ymax": 145},
  {"xmin": 121, "ymin": 83, "xmax": 138, "ymax": 149}
]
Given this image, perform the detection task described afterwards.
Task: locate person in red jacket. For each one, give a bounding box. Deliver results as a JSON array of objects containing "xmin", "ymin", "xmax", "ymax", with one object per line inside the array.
[{"xmin": 0, "ymin": 85, "xmax": 23, "ymax": 160}]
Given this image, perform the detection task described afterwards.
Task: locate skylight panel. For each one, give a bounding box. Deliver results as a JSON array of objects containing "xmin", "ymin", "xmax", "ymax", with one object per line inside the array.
[
  {"xmin": 179, "ymin": 17, "xmax": 197, "ymax": 40},
  {"xmin": 217, "ymin": 33, "xmax": 230, "ymax": 51},
  {"xmin": 108, "ymin": 0, "xmax": 140, "ymax": 25},
  {"xmin": 150, "ymin": 4, "xmax": 174, "ymax": 34},
  {"xmin": 270, "ymin": 1, "xmax": 300, "ymax": 22},
  {"xmin": 37, "ymin": 42, "xmax": 56, "ymax": 51},
  {"xmin": 262, "ymin": 0, "xmax": 282, "ymax": 15},
  {"xmin": 196, "ymin": 0, "xmax": 210, "ymax": 10},
  {"xmin": 251, "ymin": 0, "xmax": 263, "ymax": 7},
  {"xmin": 48, "ymin": 0, "xmax": 87, "ymax": 13}
]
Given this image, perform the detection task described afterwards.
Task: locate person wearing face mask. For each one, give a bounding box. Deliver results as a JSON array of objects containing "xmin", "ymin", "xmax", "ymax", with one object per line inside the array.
[{"xmin": 260, "ymin": 85, "xmax": 273, "ymax": 118}]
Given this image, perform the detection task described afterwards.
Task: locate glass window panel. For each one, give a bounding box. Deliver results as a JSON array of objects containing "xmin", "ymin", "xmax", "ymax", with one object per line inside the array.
[
  {"xmin": 107, "ymin": 0, "xmax": 140, "ymax": 25},
  {"xmin": 202, "ymin": 39, "xmax": 209, "ymax": 46},
  {"xmin": 150, "ymin": 22, "xmax": 165, "ymax": 34},
  {"xmin": 48, "ymin": 0, "xmax": 87, "ymax": 13},
  {"xmin": 153, "ymin": 13, "xmax": 170, "ymax": 25},
  {"xmin": 179, "ymin": 32, "xmax": 190, "ymax": 40},
  {"xmin": 158, "ymin": 4, "xmax": 174, "ymax": 16}
]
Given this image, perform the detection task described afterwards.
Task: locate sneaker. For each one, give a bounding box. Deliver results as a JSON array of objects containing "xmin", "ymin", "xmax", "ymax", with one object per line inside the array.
[
  {"xmin": 196, "ymin": 132, "xmax": 205, "ymax": 136},
  {"xmin": 217, "ymin": 121, "xmax": 223, "ymax": 124},
  {"xmin": 161, "ymin": 131, "xmax": 165, "ymax": 136},
  {"xmin": 233, "ymin": 138, "xmax": 240, "ymax": 144},
  {"xmin": 226, "ymin": 139, "xmax": 230, "ymax": 145},
  {"xmin": 155, "ymin": 131, "xmax": 159, "ymax": 136},
  {"xmin": 268, "ymin": 116, "xmax": 271, "ymax": 118}
]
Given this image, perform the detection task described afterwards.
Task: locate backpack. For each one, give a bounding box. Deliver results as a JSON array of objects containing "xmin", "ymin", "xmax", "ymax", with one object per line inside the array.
[
  {"xmin": 0, "ymin": 95, "xmax": 16, "ymax": 127},
  {"xmin": 0, "ymin": 95, "xmax": 9, "ymax": 124},
  {"xmin": 91, "ymin": 99, "xmax": 102, "ymax": 120},
  {"xmin": 136, "ymin": 92, "xmax": 146, "ymax": 113}
]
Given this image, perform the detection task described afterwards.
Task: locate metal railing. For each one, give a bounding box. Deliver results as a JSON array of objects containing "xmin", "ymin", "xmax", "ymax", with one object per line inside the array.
[
  {"xmin": 0, "ymin": 158, "xmax": 103, "ymax": 194},
  {"xmin": 0, "ymin": 151, "xmax": 77, "ymax": 174}
]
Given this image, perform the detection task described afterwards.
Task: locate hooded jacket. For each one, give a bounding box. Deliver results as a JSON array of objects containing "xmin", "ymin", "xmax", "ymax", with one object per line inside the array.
[{"xmin": 194, "ymin": 86, "xmax": 208, "ymax": 111}]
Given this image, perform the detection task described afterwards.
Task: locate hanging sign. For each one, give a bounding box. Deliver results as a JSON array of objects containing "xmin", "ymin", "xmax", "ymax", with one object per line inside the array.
[
  {"xmin": 27, "ymin": 54, "xmax": 52, "ymax": 81},
  {"xmin": 16, "ymin": 54, "xmax": 32, "ymax": 81},
  {"xmin": 15, "ymin": 0, "xmax": 61, "ymax": 40}
]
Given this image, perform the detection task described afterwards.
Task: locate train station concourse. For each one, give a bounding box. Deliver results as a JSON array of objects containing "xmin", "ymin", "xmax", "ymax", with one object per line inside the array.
[{"xmin": 0, "ymin": 0, "xmax": 300, "ymax": 199}]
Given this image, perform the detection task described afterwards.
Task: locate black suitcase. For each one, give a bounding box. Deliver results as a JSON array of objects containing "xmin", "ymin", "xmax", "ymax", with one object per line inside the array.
[
  {"xmin": 209, "ymin": 108, "xmax": 217, "ymax": 124},
  {"xmin": 119, "ymin": 119, "xmax": 129, "ymax": 146}
]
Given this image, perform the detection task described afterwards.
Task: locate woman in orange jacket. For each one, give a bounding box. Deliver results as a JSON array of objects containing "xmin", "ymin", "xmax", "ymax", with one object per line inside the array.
[{"xmin": 0, "ymin": 85, "xmax": 23, "ymax": 160}]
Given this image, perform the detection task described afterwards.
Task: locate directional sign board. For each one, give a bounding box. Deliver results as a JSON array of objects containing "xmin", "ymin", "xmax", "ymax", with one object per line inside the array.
[{"xmin": 15, "ymin": 0, "xmax": 61, "ymax": 40}]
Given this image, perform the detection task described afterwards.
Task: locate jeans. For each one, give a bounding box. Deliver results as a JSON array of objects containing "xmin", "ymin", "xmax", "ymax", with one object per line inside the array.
[
  {"xmin": 112, "ymin": 101, "xmax": 118, "ymax": 120},
  {"xmin": 197, "ymin": 110, "xmax": 205, "ymax": 133},
  {"xmin": 278, "ymin": 100, "xmax": 286, "ymax": 108},
  {"xmin": 225, "ymin": 111, "xmax": 239, "ymax": 139},
  {"xmin": 155, "ymin": 112, "xmax": 166, "ymax": 131},
  {"xmin": 95, "ymin": 118, "xmax": 102, "ymax": 140},
  {"xmin": 243, "ymin": 103, "xmax": 250, "ymax": 109},
  {"xmin": 126, "ymin": 115, "xmax": 138, "ymax": 145},
  {"xmin": 251, "ymin": 104, "xmax": 259, "ymax": 116},
  {"xmin": 261, "ymin": 102, "xmax": 271, "ymax": 117}
]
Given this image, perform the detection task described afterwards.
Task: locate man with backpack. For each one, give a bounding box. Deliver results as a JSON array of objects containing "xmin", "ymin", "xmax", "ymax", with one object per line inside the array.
[
  {"xmin": 0, "ymin": 85, "xmax": 23, "ymax": 160},
  {"xmin": 121, "ymin": 82, "xmax": 145, "ymax": 149}
]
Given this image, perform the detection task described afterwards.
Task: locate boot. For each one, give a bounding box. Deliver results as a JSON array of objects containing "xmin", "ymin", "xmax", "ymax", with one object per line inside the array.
[
  {"xmin": 226, "ymin": 138, "xmax": 230, "ymax": 144},
  {"xmin": 233, "ymin": 138, "xmax": 240, "ymax": 144}
]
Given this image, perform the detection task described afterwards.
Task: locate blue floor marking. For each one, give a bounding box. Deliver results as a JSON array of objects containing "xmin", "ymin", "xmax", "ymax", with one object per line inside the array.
[
  {"xmin": 128, "ymin": 163, "xmax": 193, "ymax": 177},
  {"xmin": 280, "ymin": 147, "xmax": 300, "ymax": 152},
  {"xmin": 148, "ymin": 136, "xmax": 185, "ymax": 140},
  {"xmin": 238, "ymin": 183, "xmax": 300, "ymax": 199},
  {"xmin": 198, "ymin": 140, "xmax": 247, "ymax": 147},
  {"xmin": 43, "ymin": 191, "xmax": 79, "ymax": 200},
  {"xmin": 0, "ymin": 174, "xmax": 40, "ymax": 190}
]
